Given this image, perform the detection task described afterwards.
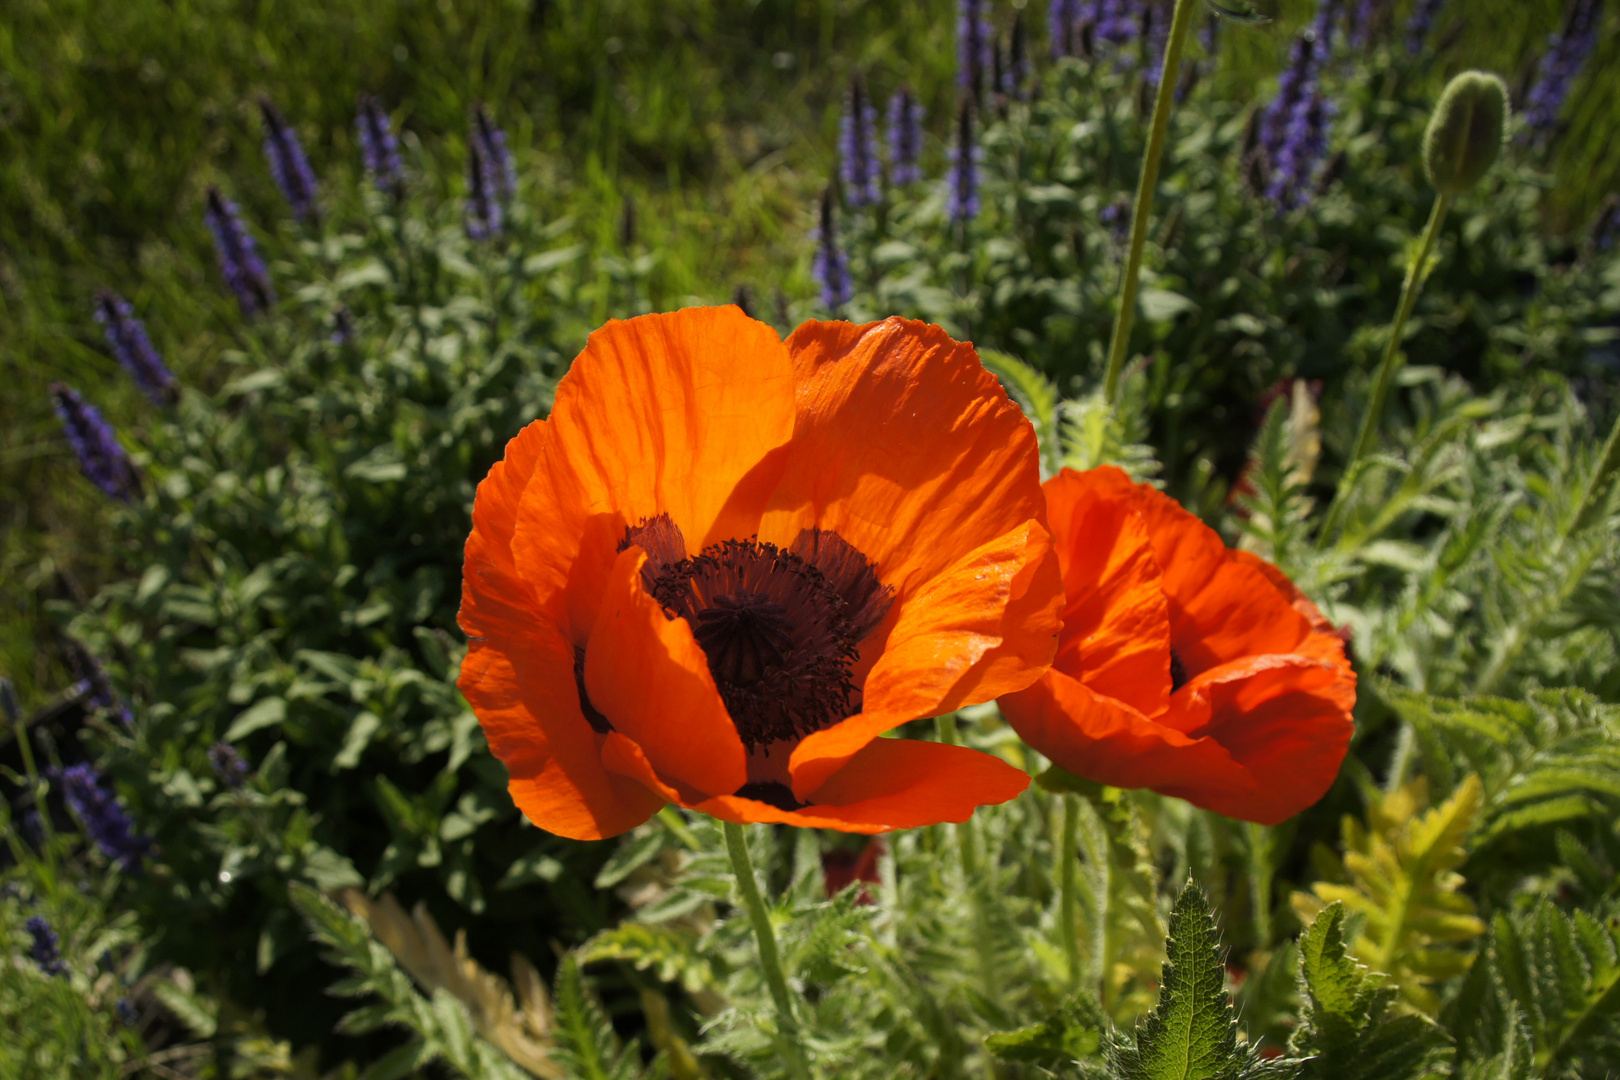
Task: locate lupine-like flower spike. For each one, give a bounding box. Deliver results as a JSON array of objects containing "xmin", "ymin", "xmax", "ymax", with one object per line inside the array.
[
  {"xmin": 1310, "ymin": 0, "xmax": 1346, "ymax": 51},
  {"xmin": 357, "ymin": 92, "xmax": 406, "ymax": 194},
  {"xmin": 840, "ymin": 78, "xmax": 881, "ymax": 208},
  {"xmin": 204, "ymin": 187, "xmax": 275, "ymax": 317},
  {"xmin": 258, "ymin": 97, "xmax": 319, "ymax": 222},
  {"xmin": 1262, "ymin": 31, "xmax": 1322, "ymax": 160},
  {"xmin": 1405, "ymin": 0, "xmax": 1447, "ymax": 55},
  {"xmin": 886, "ymin": 88, "xmax": 923, "ymax": 186},
  {"xmin": 947, "ymin": 99, "xmax": 981, "ymax": 225},
  {"xmin": 1267, "ymin": 89, "xmax": 1336, "ymax": 209},
  {"xmin": 1348, "ymin": 0, "xmax": 1382, "ymax": 47},
  {"xmin": 957, "ymin": 0, "xmax": 992, "ymax": 103},
  {"xmin": 50, "ymin": 384, "xmax": 139, "ymax": 501},
  {"xmin": 209, "ymin": 742, "xmax": 251, "ymax": 788},
  {"xmin": 1522, "ymin": 0, "xmax": 1603, "ymax": 142},
  {"xmin": 26, "ymin": 916, "xmax": 66, "ymax": 977},
  {"xmin": 1009, "ymin": 12, "xmax": 1029, "ymax": 94},
  {"xmin": 811, "ymin": 186, "xmax": 852, "ymax": 310},
  {"xmin": 54, "ymin": 762, "xmax": 151, "ymax": 871},
  {"xmin": 464, "ymin": 132, "xmax": 504, "ymax": 241},
  {"xmin": 65, "ymin": 637, "xmax": 134, "ymax": 727},
  {"xmin": 473, "ymin": 104, "xmax": 518, "ymax": 202},
  {"xmin": 1140, "ymin": 0, "xmax": 1171, "ymax": 86},
  {"xmin": 1049, "ymin": 0, "xmax": 1080, "ymax": 57},
  {"xmin": 94, "ymin": 290, "xmax": 174, "ymax": 404}
]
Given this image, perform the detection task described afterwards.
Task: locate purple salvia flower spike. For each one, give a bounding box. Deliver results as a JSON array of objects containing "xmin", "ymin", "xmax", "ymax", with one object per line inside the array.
[
  {"xmin": 26, "ymin": 917, "xmax": 67, "ymax": 977},
  {"xmin": 947, "ymin": 99, "xmax": 981, "ymax": 225},
  {"xmin": 94, "ymin": 290, "xmax": 174, "ymax": 404},
  {"xmin": 53, "ymin": 762, "xmax": 151, "ymax": 872},
  {"xmin": 812, "ymin": 186, "xmax": 852, "ymax": 310},
  {"xmin": 840, "ymin": 78, "xmax": 881, "ymax": 208},
  {"xmin": 65, "ymin": 638, "xmax": 134, "ymax": 726},
  {"xmin": 204, "ymin": 187, "xmax": 275, "ymax": 316},
  {"xmin": 1522, "ymin": 0, "xmax": 1603, "ymax": 143},
  {"xmin": 1050, "ymin": 0, "xmax": 1080, "ymax": 57},
  {"xmin": 209, "ymin": 742, "xmax": 251, "ymax": 788},
  {"xmin": 957, "ymin": 0, "xmax": 993, "ymax": 102},
  {"xmin": 50, "ymin": 383, "xmax": 139, "ymax": 501},
  {"xmin": 357, "ymin": 92, "xmax": 406, "ymax": 194},
  {"xmin": 1266, "ymin": 88, "xmax": 1336, "ymax": 209},
  {"xmin": 886, "ymin": 88, "xmax": 923, "ymax": 186},
  {"xmin": 473, "ymin": 104, "xmax": 518, "ymax": 202},
  {"xmin": 1404, "ymin": 0, "xmax": 1446, "ymax": 54},
  {"xmin": 464, "ymin": 131, "xmax": 504, "ymax": 241},
  {"xmin": 258, "ymin": 97, "xmax": 319, "ymax": 222}
]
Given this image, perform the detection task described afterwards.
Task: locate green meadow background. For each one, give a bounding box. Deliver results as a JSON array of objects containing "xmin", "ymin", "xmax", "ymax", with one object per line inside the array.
[{"xmin": 2, "ymin": 0, "xmax": 1615, "ymax": 708}]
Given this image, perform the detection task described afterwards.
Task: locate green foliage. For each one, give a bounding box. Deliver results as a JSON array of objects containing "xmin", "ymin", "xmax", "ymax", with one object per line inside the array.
[
  {"xmin": 551, "ymin": 958, "xmax": 648, "ymax": 1080},
  {"xmin": 1105, "ymin": 881, "xmax": 1300, "ymax": 1080},
  {"xmin": 1289, "ymin": 903, "xmax": 1450, "ymax": 1080},
  {"xmin": 288, "ymin": 881, "xmax": 532, "ymax": 1080},
  {"xmin": 1292, "ymin": 777, "xmax": 1487, "ymax": 1015},
  {"xmin": 985, "ymin": 992, "xmax": 1108, "ymax": 1067}
]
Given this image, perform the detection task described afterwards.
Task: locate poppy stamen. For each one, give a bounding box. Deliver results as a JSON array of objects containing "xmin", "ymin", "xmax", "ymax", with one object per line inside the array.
[{"xmin": 622, "ymin": 514, "xmax": 890, "ymax": 752}]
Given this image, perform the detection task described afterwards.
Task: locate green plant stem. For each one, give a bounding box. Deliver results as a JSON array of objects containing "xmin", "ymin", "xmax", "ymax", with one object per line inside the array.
[
  {"xmin": 721, "ymin": 821, "xmax": 812, "ymax": 1080},
  {"xmin": 1100, "ymin": 0, "xmax": 1198, "ymax": 403},
  {"xmin": 1245, "ymin": 822, "xmax": 1273, "ymax": 947},
  {"xmin": 1473, "ymin": 402, "xmax": 1620, "ymax": 694},
  {"xmin": 1317, "ymin": 193, "xmax": 1452, "ymax": 544},
  {"xmin": 1060, "ymin": 792, "xmax": 1081, "ymax": 987}
]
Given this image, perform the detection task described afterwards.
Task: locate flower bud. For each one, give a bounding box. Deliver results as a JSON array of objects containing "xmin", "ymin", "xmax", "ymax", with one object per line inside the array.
[{"xmin": 1423, "ymin": 71, "xmax": 1508, "ymax": 196}]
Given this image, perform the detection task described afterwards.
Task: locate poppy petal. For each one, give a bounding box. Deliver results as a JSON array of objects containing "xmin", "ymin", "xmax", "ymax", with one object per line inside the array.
[
  {"xmin": 694, "ymin": 737, "xmax": 1029, "ymax": 833},
  {"xmin": 786, "ymin": 519, "xmax": 1060, "ymax": 798},
  {"xmin": 459, "ymin": 420, "xmax": 664, "ymax": 840},
  {"xmin": 584, "ymin": 547, "xmax": 749, "ymax": 799},
  {"xmin": 512, "ymin": 306, "xmax": 797, "ymax": 641},
  {"xmin": 1043, "ymin": 470, "xmax": 1173, "ymax": 718}
]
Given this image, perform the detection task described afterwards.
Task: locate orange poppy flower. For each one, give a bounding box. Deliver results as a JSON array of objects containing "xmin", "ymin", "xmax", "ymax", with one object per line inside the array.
[
  {"xmin": 998, "ymin": 466, "xmax": 1354, "ymax": 824},
  {"xmin": 458, "ymin": 306, "xmax": 1061, "ymax": 840}
]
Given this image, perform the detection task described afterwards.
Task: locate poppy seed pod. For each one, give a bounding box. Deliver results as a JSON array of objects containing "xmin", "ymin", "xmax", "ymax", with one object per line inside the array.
[{"xmin": 1423, "ymin": 71, "xmax": 1508, "ymax": 196}]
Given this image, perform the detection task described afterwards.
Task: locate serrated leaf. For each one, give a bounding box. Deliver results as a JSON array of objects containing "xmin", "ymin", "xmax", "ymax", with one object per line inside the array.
[
  {"xmin": 986, "ymin": 991, "xmax": 1108, "ymax": 1065},
  {"xmin": 579, "ymin": 923, "xmax": 716, "ymax": 994}
]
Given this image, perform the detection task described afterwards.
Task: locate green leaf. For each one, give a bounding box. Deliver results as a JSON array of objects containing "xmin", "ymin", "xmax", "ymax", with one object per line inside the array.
[
  {"xmin": 1107, "ymin": 881, "xmax": 1300, "ymax": 1080},
  {"xmin": 986, "ymin": 992, "xmax": 1108, "ymax": 1066},
  {"xmin": 580, "ymin": 923, "xmax": 717, "ymax": 995},
  {"xmin": 224, "ymin": 696, "xmax": 287, "ymax": 741}
]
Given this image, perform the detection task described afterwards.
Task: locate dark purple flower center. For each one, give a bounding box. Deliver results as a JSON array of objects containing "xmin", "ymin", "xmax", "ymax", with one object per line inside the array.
[{"xmin": 599, "ymin": 513, "xmax": 894, "ymax": 753}]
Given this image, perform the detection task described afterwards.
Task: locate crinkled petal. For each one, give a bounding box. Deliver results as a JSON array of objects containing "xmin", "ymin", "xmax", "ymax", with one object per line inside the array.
[
  {"xmin": 512, "ymin": 306, "xmax": 797, "ymax": 642},
  {"xmin": 459, "ymin": 421, "xmax": 663, "ymax": 840},
  {"xmin": 585, "ymin": 548, "xmax": 748, "ymax": 799}
]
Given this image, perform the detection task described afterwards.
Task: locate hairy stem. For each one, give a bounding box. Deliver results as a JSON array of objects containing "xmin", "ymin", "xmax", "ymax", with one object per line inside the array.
[
  {"xmin": 1318, "ymin": 193, "xmax": 1452, "ymax": 544},
  {"xmin": 1060, "ymin": 792, "xmax": 1081, "ymax": 986},
  {"xmin": 1100, "ymin": 0, "xmax": 1199, "ymax": 403},
  {"xmin": 722, "ymin": 821, "xmax": 813, "ymax": 1080}
]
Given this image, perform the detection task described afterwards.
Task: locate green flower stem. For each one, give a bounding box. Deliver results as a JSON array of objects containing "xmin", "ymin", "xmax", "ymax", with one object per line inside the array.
[
  {"xmin": 1100, "ymin": 0, "xmax": 1199, "ymax": 403},
  {"xmin": 1245, "ymin": 822, "xmax": 1273, "ymax": 947},
  {"xmin": 1318, "ymin": 193, "xmax": 1453, "ymax": 544},
  {"xmin": 936, "ymin": 714, "xmax": 1001, "ymax": 1036},
  {"xmin": 1059, "ymin": 792, "xmax": 1081, "ymax": 987},
  {"xmin": 1473, "ymin": 403, "xmax": 1620, "ymax": 694},
  {"xmin": 721, "ymin": 820, "xmax": 813, "ymax": 1080}
]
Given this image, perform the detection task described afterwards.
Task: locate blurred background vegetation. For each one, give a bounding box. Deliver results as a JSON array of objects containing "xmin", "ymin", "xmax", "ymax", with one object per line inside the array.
[{"xmin": 2, "ymin": 0, "xmax": 1616, "ymax": 707}]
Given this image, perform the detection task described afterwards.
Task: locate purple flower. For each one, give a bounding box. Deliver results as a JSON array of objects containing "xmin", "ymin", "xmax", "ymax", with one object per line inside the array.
[
  {"xmin": 50, "ymin": 384, "xmax": 139, "ymax": 501},
  {"xmin": 1405, "ymin": 0, "xmax": 1446, "ymax": 54},
  {"xmin": 958, "ymin": 0, "xmax": 993, "ymax": 102},
  {"xmin": 887, "ymin": 88, "xmax": 924, "ymax": 186},
  {"xmin": 357, "ymin": 93, "xmax": 406, "ymax": 194},
  {"xmin": 94, "ymin": 290, "xmax": 174, "ymax": 404},
  {"xmin": 1099, "ymin": 195, "xmax": 1131, "ymax": 243},
  {"xmin": 1311, "ymin": 0, "xmax": 1346, "ymax": 50},
  {"xmin": 840, "ymin": 79, "xmax": 881, "ymax": 207},
  {"xmin": 1522, "ymin": 0, "xmax": 1603, "ymax": 142},
  {"xmin": 1139, "ymin": 0, "xmax": 1172, "ymax": 87},
  {"xmin": 258, "ymin": 97, "xmax": 319, "ymax": 222},
  {"xmin": 65, "ymin": 638, "xmax": 134, "ymax": 727},
  {"xmin": 1266, "ymin": 88, "xmax": 1336, "ymax": 209},
  {"xmin": 947, "ymin": 99, "xmax": 981, "ymax": 225},
  {"xmin": 331, "ymin": 306, "xmax": 356, "ymax": 346},
  {"xmin": 209, "ymin": 742, "xmax": 250, "ymax": 789},
  {"xmin": 1348, "ymin": 0, "xmax": 1382, "ymax": 47},
  {"xmin": 53, "ymin": 763, "xmax": 150, "ymax": 872},
  {"xmin": 1260, "ymin": 31, "xmax": 1323, "ymax": 162},
  {"xmin": 812, "ymin": 186, "xmax": 852, "ymax": 310},
  {"xmin": 204, "ymin": 187, "xmax": 275, "ymax": 317},
  {"xmin": 472, "ymin": 104, "xmax": 518, "ymax": 203},
  {"xmin": 26, "ymin": 916, "xmax": 66, "ymax": 977},
  {"xmin": 1050, "ymin": 0, "xmax": 1081, "ymax": 57},
  {"xmin": 464, "ymin": 131, "xmax": 504, "ymax": 241}
]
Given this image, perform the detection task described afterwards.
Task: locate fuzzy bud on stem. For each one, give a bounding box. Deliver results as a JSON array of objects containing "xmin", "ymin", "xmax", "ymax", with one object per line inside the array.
[{"xmin": 1423, "ymin": 71, "xmax": 1508, "ymax": 196}]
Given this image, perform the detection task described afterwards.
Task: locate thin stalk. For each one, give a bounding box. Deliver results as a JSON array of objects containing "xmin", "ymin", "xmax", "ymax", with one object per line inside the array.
[
  {"xmin": 1100, "ymin": 0, "xmax": 1199, "ymax": 403},
  {"xmin": 1245, "ymin": 822, "xmax": 1273, "ymax": 947},
  {"xmin": 1317, "ymin": 193, "xmax": 1452, "ymax": 544},
  {"xmin": 1474, "ymin": 403, "xmax": 1620, "ymax": 694},
  {"xmin": 721, "ymin": 821, "xmax": 812, "ymax": 1080},
  {"xmin": 1059, "ymin": 793, "xmax": 1081, "ymax": 987},
  {"xmin": 936, "ymin": 716, "xmax": 1000, "ymax": 1020}
]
